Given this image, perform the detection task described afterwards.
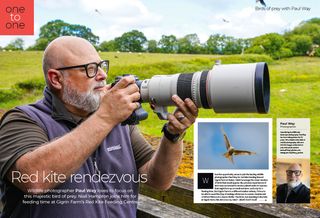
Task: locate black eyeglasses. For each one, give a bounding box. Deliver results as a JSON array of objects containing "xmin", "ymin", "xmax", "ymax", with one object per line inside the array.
[
  {"xmin": 56, "ymin": 60, "xmax": 109, "ymax": 78},
  {"xmin": 286, "ymin": 170, "xmax": 301, "ymax": 176}
]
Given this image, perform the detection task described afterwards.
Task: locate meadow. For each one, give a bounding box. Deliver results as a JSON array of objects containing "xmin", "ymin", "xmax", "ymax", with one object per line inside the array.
[{"xmin": 0, "ymin": 51, "xmax": 319, "ymax": 164}]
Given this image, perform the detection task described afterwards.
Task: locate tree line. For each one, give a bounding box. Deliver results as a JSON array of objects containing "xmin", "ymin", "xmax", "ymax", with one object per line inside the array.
[{"xmin": 2, "ymin": 18, "xmax": 320, "ymax": 59}]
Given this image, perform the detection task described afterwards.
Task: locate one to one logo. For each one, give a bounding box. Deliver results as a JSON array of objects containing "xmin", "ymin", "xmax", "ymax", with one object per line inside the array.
[{"xmin": 0, "ymin": 0, "xmax": 34, "ymax": 35}]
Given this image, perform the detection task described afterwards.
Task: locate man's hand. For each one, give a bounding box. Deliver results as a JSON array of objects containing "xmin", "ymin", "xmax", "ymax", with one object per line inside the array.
[
  {"xmin": 96, "ymin": 76, "xmax": 140, "ymax": 126},
  {"xmin": 139, "ymin": 95, "xmax": 198, "ymax": 190},
  {"xmin": 166, "ymin": 95, "xmax": 198, "ymax": 135}
]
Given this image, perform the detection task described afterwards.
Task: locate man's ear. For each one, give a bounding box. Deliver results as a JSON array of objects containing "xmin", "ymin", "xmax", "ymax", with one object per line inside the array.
[{"xmin": 47, "ymin": 69, "xmax": 64, "ymax": 90}]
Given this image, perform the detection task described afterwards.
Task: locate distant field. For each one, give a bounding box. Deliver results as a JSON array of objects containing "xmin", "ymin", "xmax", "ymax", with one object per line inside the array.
[
  {"xmin": 0, "ymin": 51, "xmax": 273, "ymax": 87},
  {"xmin": 0, "ymin": 52, "xmax": 319, "ymax": 164}
]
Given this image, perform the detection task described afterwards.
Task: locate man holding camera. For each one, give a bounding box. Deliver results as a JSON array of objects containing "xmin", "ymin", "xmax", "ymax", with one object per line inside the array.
[{"xmin": 0, "ymin": 36, "xmax": 198, "ymax": 217}]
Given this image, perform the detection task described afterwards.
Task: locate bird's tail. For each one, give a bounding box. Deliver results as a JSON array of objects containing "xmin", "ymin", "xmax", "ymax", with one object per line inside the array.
[{"xmin": 223, "ymin": 152, "xmax": 234, "ymax": 164}]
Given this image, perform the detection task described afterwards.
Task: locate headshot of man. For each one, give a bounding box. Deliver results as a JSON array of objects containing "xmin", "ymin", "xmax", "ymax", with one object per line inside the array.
[
  {"xmin": 276, "ymin": 163, "xmax": 310, "ymax": 203},
  {"xmin": 0, "ymin": 36, "xmax": 198, "ymax": 217}
]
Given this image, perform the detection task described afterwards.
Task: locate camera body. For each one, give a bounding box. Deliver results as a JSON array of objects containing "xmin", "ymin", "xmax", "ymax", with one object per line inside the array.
[{"xmin": 111, "ymin": 75, "xmax": 148, "ymax": 125}]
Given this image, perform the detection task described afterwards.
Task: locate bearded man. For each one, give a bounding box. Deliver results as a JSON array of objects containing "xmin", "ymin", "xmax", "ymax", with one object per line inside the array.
[
  {"xmin": 0, "ymin": 36, "xmax": 198, "ymax": 217},
  {"xmin": 276, "ymin": 163, "xmax": 310, "ymax": 203}
]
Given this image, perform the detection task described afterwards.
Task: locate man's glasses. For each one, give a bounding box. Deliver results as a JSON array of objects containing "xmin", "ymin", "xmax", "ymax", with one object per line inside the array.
[
  {"xmin": 286, "ymin": 170, "xmax": 301, "ymax": 176},
  {"xmin": 56, "ymin": 60, "xmax": 109, "ymax": 78}
]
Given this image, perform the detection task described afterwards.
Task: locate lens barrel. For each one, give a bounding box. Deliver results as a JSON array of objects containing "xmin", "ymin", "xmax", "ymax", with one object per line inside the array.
[{"xmin": 140, "ymin": 62, "xmax": 270, "ymax": 114}]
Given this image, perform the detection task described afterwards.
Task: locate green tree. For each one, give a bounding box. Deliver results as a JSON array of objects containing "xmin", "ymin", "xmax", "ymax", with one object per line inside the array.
[
  {"xmin": 27, "ymin": 38, "xmax": 49, "ymax": 51},
  {"xmin": 177, "ymin": 33, "xmax": 202, "ymax": 54},
  {"xmin": 29, "ymin": 20, "xmax": 99, "ymax": 50},
  {"xmin": 115, "ymin": 30, "xmax": 147, "ymax": 52},
  {"xmin": 206, "ymin": 35, "xmax": 250, "ymax": 55},
  {"xmin": 288, "ymin": 18, "xmax": 320, "ymax": 44},
  {"xmin": 314, "ymin": 47, "xmax": 320, "ymax": 57},
  {"xmin": 158, "ymin": 35, "xmax": 178, "ymax": 53},
  {"xmin": 278, "ymin": 47, "xmax": 293, "ymax": 58},
  {"xmin": 99, "ymin": 40, "xmax": 117, "ymax": 52},
  {"xmin": 4, "ymin": 38, "xmax": 24, "ymax": 51},
  {"xmin": 222, "ymin": 37, "xmax": 244, "ymax": 54},
  {"xmin": 147, "ymin": 40, "xmax": 158, "ymax": 53},
  {"xmin": 286, "ymin": 34, "xmax": 312, "ymax": 56},
  {"xmin": 205, "ymin": 34, "xmax": 225, "ymax": 54},
  {"xmin": 307, "ymin": 18, "xmax": 320, "ymax": 25},
  {"xmin": 245, "ymin": 45, "xmax": 265, "ymax": 54},
  {"xmin": 246, "ymin": 33, "xmax": 286, "ymax": 58}
]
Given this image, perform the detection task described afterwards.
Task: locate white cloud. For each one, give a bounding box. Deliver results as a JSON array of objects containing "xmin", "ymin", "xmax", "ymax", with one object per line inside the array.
[
  {"xmin": 208, "ymin": 7, "xmax": 288, "ymax": 38},
  {"xmin": 77, "ymin": 0, "xmax": 162, "ymax": 41},
  {"xmin": 37, "ymin": 0, "xmax": 77, "ymax": 9},
  {"xmin": 2, "ymin": 1, "xmax": 314, "ymax": 47},
  {"xmin": 81, "ymin": 0, "xmax": 147, "ymax": 14},
  {"xmin": 34, "ymin": 0, "xmax": 163, "ymax": 43},
  {"xmin": 80, "ymin": 0, "xmax": 162, "ymax": 28}
]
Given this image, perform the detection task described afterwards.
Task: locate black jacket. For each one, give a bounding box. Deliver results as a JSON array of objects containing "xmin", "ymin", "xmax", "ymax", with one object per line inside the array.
[{"xmin": 276, "ymin": 183, "xmax": 310, "ymax": 203}]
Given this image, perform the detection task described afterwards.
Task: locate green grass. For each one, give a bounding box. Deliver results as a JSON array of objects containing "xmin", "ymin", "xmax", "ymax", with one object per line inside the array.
[
  {"xmin": 0, "ymin": 51, "xmax": 43, "ymax": 88},
  {"xmin": 0, "ymin": 51, "xmax": 319, "ymax": 164}
]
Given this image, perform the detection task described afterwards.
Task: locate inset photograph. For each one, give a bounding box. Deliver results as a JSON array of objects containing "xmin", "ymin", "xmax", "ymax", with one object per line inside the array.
[
  {"xmin": 197, "ymin": 119, "xmax": 271, "ymax": 169},
  {"xmin": 276, "ymin": 159, "xmax": 310, "ymax": 203}
]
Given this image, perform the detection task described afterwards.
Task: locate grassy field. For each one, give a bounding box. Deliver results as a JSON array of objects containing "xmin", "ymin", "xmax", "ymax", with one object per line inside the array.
[{"xmin": 0, "ymin": 52, "xmax": 319, "ymax": 164}]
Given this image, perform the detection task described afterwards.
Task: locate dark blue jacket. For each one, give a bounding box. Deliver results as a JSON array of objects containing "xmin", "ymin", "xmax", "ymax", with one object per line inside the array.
[
  {"xmin": 276, "ymin": 183, "xmax": 310, "ymax": 203},
  {"xmin": 1, "ymin": 88, "xmax": 138, "ymax": 218}
]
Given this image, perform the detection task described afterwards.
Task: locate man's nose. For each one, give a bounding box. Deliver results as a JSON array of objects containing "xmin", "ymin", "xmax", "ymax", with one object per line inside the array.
[
  {"xmin": 95, "ymin": 68, "xmax": 107, "ymax": 81},
  {"xmin": 289, "ymin": 173, "xmax": 297, "ymax": 178}
]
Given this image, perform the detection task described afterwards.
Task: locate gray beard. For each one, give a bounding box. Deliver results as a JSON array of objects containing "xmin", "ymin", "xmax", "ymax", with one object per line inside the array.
[
  {"xmin": 62, "ymin": 81, "xmax": 105, "ymax": 113},
  {"xmin": 288, "ymin": 181, "xmax": 301, "ymax": 188}
]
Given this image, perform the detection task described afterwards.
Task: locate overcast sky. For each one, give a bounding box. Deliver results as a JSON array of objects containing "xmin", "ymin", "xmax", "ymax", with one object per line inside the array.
[
  {"xmin": 198, "ymin": 122, "xmax": 269, "ymax": 169},
  {"xmin": 0, "ymin": 0, "xmax": 319, "ymax": 47}
]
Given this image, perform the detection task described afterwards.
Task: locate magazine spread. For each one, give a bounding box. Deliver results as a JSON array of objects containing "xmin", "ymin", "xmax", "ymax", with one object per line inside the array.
[{"xmin": 0, "ymin": 0, "xmax": 320, "ymax": 217}]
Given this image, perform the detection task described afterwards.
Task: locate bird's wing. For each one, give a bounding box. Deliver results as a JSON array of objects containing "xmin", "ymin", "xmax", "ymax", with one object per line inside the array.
[
  {"xmin": 233, "ymin": 150, "xmax": 256, "ymax": 155},
  {"xmin": 221, "ymin": 127, "xmax": 231, "ymax": 150},
  {"xmin": 260, "ymin": 0, "xmax": 266, "ymax": 7}
]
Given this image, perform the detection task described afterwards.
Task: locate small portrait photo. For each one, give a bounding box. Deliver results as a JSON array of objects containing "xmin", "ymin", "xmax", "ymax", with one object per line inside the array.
[
  {"xmin": 196, "ymin": 118, "xmax": 271, "ymax": 170},
  {"xmin": 276, "ymin": 159, "xmax": 310, "ymax": 203}
]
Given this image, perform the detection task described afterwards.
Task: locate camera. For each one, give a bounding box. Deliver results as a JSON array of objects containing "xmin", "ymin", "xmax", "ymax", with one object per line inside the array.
[
  {"xmin": 113, "ymin": 62, "xmax": 270, "ymax": 125},
  {"xmin": 112, "ymin": 75, "xmax": 148, "ymax": 125}
]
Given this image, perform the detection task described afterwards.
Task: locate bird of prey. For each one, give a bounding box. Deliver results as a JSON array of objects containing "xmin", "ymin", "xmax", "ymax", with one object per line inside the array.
[
  {"xmin": 95, "ymin": 9, "xmax": 102, "ymax": 16},
  {"xmin": 221, "ymin": 127, "xmax": 256, "ymax": 164},
  {"xmin": 222, "ymin": 18, "xmax": 230, "ymax": 23},
  {"xmin": 256, "ymin": 0, "xmax": 267, "ymax": 7}
]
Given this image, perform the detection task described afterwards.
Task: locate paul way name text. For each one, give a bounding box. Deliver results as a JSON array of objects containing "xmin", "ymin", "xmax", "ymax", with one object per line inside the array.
[
  {"xmin": 256, "ymin": 6, "xmax": 311, "ymax": 11},
  {"xmin": 280, "ymin": 122, "xmax": 296, "ymax": 128}
]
